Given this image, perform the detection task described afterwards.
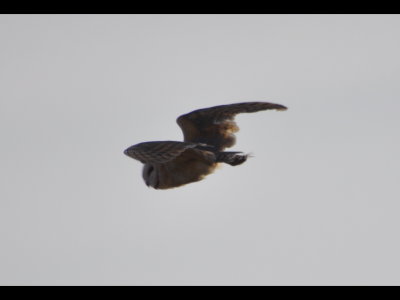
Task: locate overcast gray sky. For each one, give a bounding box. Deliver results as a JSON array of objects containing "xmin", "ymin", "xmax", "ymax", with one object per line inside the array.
[{"xmin": 1, "ymin": 14, "xmax": 400, "ymax": 285}]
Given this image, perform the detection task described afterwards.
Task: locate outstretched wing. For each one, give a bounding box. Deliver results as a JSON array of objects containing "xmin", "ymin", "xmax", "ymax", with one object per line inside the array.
[
  {"xmin": 124, "ymin": 141, "xmax": 198, "ymax": 164},
  {"xmin": 176, "ymin": 102, "xmax": 287, "ymax": 151}
]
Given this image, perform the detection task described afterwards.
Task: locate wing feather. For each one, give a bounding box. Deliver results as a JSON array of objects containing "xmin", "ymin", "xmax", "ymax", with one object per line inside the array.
[
  {"xmin": 124, "ymin": 141, "xmax": 198, "ymax": 164},
  {"xmin": 176, "ymin": 102, "xmax": 287, "ymax": 150}
]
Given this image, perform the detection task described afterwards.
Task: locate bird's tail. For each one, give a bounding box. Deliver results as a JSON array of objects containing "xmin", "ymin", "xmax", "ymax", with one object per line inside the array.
[{"xmin": 216, "ymin": 152, "xmax": 249, "ymax": 166}]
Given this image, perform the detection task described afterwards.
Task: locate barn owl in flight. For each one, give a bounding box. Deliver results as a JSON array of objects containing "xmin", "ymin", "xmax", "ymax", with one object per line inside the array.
[{"xmin": 124, "ymin": 102, "xmax": 287, "ymax": 189}]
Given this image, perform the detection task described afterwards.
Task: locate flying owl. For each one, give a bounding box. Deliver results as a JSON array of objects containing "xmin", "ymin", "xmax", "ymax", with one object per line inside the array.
[{"xmin": 124, "ymin": 102, "xmax": 287, "ymax": 189}]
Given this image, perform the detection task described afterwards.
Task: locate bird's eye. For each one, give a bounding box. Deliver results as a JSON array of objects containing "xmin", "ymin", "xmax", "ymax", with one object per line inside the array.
[{"xmin": 146, "ymin": 165, "xmax": 154, "ymax": 176}]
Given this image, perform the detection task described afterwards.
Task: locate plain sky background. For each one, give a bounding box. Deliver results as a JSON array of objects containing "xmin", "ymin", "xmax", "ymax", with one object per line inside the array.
[{"xmin": 1, "ymin": 14, "xmax": 400, "ymax": 286}]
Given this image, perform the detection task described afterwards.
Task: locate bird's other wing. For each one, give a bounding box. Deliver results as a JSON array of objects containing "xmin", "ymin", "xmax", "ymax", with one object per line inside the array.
[
  {"xmin": 123, "ymin": 141, "xmax": 198, "ymax": 164},
  {"xmin": 176, "ymin": 102, "xmax": 287, "ymax": 151}
]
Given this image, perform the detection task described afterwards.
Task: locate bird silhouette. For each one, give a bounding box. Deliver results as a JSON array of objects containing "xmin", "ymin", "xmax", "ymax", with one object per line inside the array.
[{"xmin": 124, "ymin": 102, "xmax": 287, "ymax": 189}]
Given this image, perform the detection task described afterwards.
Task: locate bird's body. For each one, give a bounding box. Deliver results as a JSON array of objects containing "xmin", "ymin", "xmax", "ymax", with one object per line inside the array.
[{"xmin": 124, "ymin": 102, "xmax": 287, "ymax": 189}]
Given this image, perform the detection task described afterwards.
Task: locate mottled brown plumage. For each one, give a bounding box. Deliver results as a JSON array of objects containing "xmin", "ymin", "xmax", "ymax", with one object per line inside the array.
[{"xmin": 124, "ymin": 102, "xmax": 287, "ymax": 189}]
